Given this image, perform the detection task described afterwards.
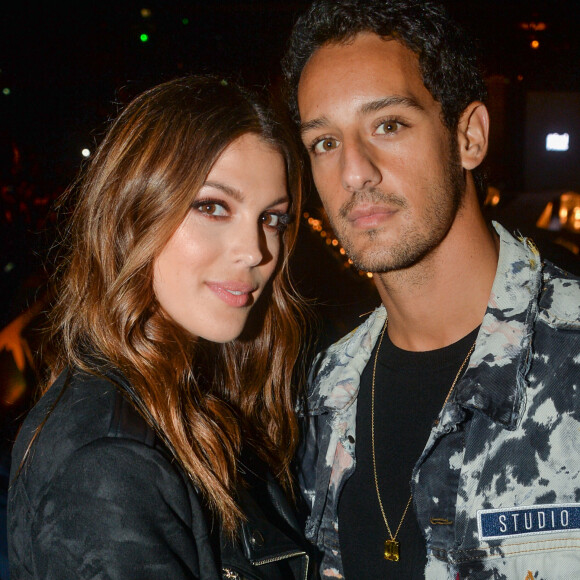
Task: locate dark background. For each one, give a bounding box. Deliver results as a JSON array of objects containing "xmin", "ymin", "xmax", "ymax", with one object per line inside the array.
[
  {"xmin": 1, "ymin": 2, "xmax": 580, "ymax": 577},
  {"xmin": 2, "ymin": 0, "xmax": 580, "ymax": 325},
  {"xmin": 2, "ymin": 0, "xmax": 580, "ymax": 189}
]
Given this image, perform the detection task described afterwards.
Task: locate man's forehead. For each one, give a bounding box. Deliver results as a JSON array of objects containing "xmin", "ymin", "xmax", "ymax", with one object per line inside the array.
[{"xmin": 297, "ymin": 33, "xmax": 435, "ymax": 123}]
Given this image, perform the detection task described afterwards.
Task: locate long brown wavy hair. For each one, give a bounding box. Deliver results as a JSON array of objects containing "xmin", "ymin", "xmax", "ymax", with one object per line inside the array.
[{"xmin": 36, "ymin": 76, "xmax": 307, "ymax": 533}]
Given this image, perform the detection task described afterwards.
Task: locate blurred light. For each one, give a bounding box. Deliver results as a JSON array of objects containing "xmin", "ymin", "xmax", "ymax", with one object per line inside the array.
[
  {"xmin": 182, "ymin": 18, "xmax": 189, "ymax": 25},
  {"xmin": 303, "ymin": 212, "xmax": 310, "ymax": 219},
  {"xmin": 573, "ymin": 207, "xmax": 580, "ymax": 230},
  {"xmin": 537, "ymin": 192, "xmax": 580, "ymax": 233},
  {"xmin": 4, "ymin": 262, "xmax": 15, "ymax": 273},
  {"xmin": 519, "ymin": 22, "xmax": 547, "ymax": 31},
  {"xmin": 339, "ymin": 248, "xmax": 346, "ymax": 255},
  {"xmin": 366, "ymin": 272, "xmax": 373, "ymax": 278},
  {"xmin": 141, "ymin": 8, "xmax": 152, "ymax": 18},
  {"xmin": 484, "ymin": 186, "xmax": 501, "ymax": 207},
  {"xmin": 331, "ymin": 239, "xmax": 339, "ymax": 246},
  {"xmin": 546, "ymin": 133, "xmax": 569, "ymax": 152},
  {"xmin": 81, "ymin": 148, "xmax": 91, "ymax": 158},
  {"xmin": 517, "ymin": 74, "xmax": 524, "ymax": 82},
  {"xmin": 2, "ymin": 373, "xmax": 26, "ymax": 406},
  {"xmin": 2, "ymin": 87, "xmax": 10, "ymax": 96},
  {"xmin": 530, "ymin": 40, "xmax": 540, "ymax": 49},
  {"xmin": 140, "ymin": 33, "xmax": 149, "ymax": 42}
]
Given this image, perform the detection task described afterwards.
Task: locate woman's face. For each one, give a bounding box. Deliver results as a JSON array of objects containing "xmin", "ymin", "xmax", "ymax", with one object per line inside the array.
[{"xmin": 153, "ymin": 133, "xmax": 289, "ymax": 343}]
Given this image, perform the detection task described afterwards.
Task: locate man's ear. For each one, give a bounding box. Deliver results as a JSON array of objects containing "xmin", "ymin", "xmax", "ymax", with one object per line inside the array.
[{"xmin": 456, "ymin": 101, "xmax": 489, "ymax": 170}]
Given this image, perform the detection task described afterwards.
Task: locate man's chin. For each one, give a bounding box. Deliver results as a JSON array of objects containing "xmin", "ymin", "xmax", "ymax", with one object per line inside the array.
[{"xmin": 346, "ymin": 246, "xmax": 425, "ymax": 274}]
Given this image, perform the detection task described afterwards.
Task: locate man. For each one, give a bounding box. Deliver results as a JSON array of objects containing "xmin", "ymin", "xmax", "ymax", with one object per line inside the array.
[{"xmin": 282, "ymin": 1, "xmax": 580, "ymax": 578}]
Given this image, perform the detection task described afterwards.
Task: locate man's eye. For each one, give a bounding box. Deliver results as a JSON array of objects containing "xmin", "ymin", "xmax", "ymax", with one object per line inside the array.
[
  {"xmin": 313, "ymin": 138, "xmax": 340, "ymax": 154},
  {"xmin": 375, "ymin": 120, "xmax": 402, "ymax": 135},
  {"xmin": 195, "ymin": 202, "xmax": 228, "ymax": 216}
]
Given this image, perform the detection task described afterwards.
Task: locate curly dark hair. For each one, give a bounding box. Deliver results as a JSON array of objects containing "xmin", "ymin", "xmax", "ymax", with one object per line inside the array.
[
  {"xmin": 281, "ymin": 0, "xmax": 488, "ymax": 197},
  {"xmin": 282, "ymin": 0, "xmax": 486, "ymax": 130}
]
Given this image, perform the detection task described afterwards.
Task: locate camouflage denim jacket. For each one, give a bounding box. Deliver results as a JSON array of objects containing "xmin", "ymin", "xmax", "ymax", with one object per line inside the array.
[{"xmin": 298, "ymin": 222, "xmax": 580, "ymax": 580}]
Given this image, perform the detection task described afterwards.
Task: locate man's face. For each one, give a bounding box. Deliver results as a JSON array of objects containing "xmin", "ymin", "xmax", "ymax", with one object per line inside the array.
[{"xmin": 297, "ymin": 33, "xmax": 465, "ymax": 273}]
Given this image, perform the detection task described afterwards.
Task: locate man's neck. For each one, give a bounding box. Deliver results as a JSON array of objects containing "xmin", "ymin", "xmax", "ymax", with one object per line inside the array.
[{"xmin": 373, "ymin": 197, "xmax": 499, "ymax": 351}]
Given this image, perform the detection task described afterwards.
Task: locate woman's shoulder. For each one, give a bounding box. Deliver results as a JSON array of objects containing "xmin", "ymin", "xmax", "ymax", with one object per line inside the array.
[
  {"xmin": 10, "ymin": 367, "xmax": 172, "ymax": 504},
  {"xmin": 8, "ymin": 368, "xmax": 219, "ymax": 579}
]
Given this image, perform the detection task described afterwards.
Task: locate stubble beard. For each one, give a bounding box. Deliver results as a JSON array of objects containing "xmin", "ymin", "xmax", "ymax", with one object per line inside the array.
[{"xmin": 327, "ymin": 143, "xmax": 466, "ymax": 273}]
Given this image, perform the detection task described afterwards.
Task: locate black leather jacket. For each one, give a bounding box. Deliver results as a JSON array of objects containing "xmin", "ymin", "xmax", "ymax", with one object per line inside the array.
[{"xmin": 9, "ymin": 368, "xmax": 315, "ymax": 579}]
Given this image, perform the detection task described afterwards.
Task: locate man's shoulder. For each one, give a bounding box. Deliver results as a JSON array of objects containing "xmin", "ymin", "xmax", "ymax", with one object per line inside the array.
[
  {"xmin": 539, "ymin": 260, "xmax": 580, "ymax": 330},
  {"xmin": 305, "ymin": 307, "xmax": 385, "ymax": 410},
  {"xmin": 312, "ymin": 307, "xmax": 383, "ymax": 366}
]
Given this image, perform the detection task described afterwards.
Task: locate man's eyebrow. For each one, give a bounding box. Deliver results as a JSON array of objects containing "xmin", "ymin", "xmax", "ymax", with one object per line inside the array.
[
  {"xmin": 300, "ymin": 117, "xmax": 330, "ymax": 136},
  {"xmin": 300, "ymin": 95, "xmax": 425, "ymax": 136},
  {"xmin": 360, "ymin": 95, "xmax": 424, "ymax": 115}
]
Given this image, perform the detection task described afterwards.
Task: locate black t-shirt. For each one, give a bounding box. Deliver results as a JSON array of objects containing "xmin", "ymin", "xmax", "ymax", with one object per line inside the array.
[{"xmin": 338, "ymin": 325, "xmax": 479, "ymax": 579}]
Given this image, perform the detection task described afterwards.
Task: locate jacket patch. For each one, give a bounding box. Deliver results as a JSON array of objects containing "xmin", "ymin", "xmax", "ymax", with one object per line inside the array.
[{"xmin": 477, "ymin": 504, "xmax": 580, "ymax": 540}]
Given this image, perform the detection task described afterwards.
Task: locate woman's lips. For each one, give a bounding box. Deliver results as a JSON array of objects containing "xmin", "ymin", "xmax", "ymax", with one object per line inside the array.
[{"xmin": 205, "ymin": 281, "xmax": 257, "ymax": 307}]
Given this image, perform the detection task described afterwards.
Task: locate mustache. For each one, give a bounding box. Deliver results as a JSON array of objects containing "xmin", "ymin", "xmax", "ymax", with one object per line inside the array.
[{"xmin": 339, "ymin": 188, "xmax": 408, "ymax": 220}]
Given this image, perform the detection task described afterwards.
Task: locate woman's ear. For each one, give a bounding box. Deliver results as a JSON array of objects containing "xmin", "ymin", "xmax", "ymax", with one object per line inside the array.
[{"xmin": 457, "ymin": 101, "xmax": 489, "ymax": 170}]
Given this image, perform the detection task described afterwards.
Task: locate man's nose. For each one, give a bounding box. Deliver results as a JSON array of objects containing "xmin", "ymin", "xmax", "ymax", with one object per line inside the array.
[{"xmin": 341, "ymin": 139, "xmax": 382, "ymax": 192}]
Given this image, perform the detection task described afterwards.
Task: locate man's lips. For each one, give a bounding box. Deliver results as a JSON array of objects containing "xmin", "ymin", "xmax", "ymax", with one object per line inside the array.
[
  {"xmin": 205, "ymin": 281, "xmax": 258, "ymax": 308},
  {"xmin": 347, "ymin": 204, "xmax": 397, "ymax": 228}
]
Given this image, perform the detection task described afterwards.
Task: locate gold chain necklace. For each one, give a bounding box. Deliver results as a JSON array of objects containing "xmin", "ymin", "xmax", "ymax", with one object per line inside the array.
[{"xmin": 371, "ymin": 318, "xmax": 476, "ymax": 562}]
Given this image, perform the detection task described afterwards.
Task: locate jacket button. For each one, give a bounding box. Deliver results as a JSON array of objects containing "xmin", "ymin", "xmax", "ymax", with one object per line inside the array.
[
  {"xmin": 250, "ymin": 529, "xmax": 264, "ymax": 548},
  {"xmin": 347, "ymin": 435, "xmax": 355, "ymax": 443}
]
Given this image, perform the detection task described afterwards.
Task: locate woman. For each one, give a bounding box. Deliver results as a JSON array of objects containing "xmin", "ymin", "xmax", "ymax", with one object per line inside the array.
[{"xmin": 8, "ymin": 76, "xmax": 314, "ymax": 579}]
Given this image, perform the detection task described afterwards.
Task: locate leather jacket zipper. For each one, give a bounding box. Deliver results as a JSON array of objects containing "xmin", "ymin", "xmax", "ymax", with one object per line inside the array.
[
  {"xmin": 253, "ymin": 550, "xmax": 310, "ymax": 580},
  {"xmin": 223, "ymin": 551, "xmax": 310, "ymax": 580}
]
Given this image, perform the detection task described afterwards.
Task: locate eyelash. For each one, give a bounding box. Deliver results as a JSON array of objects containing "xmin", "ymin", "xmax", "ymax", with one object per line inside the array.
[
  {"xmin": 192, "ymin": 199, "xmax": 291, "ymax": 233},
  {"xmin": 308, "ymin": 136, "xmax": 339, "ymax": 155},
  {"xmin": 192, "ymin": 199, "xmax": 230, "ymax": 217},
  {"xmin": 375, "ymin": 118, "xmax": 406, "ymax": 134},
  {"xmin": 263, "ymin": 212, "xmax": 292, "ymax": 233}
]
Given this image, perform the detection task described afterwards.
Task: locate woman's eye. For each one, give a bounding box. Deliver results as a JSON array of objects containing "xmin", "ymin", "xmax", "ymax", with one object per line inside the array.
[
  {"xmin": 313, "ymin": 137, "xmax": 340, "ymax": 154},
  {"xmin": 261, "ymin": 212, "xmax": 289, "ymax": 231},
  {"xmin": 195, "ymin": 202, "xmax": 228, "ymax": 217},
  {"xmin": 375, "ymin": 120, "xmax": 402, "ymax": 135}
]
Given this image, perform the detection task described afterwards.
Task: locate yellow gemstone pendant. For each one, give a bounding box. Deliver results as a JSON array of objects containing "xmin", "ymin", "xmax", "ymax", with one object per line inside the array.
[{"xmin": 384, "ymin": 539, "xmax": 400, "ymax": 561}]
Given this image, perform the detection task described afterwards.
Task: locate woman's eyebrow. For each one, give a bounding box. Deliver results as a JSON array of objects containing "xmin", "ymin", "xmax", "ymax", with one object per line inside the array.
[
  {"xmin": 202, "ymin": 182, "xmax": 289, "ymax": 208},
  {"xmin": 201, "ymin": 181, "xmax": 244, "ymax": 201}
]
